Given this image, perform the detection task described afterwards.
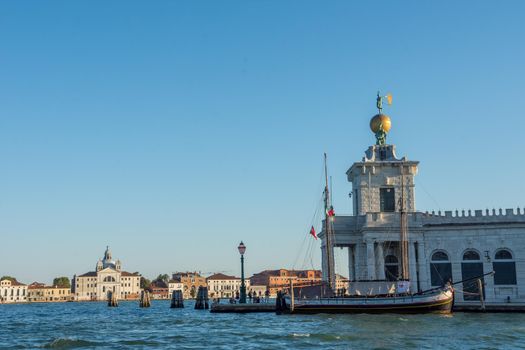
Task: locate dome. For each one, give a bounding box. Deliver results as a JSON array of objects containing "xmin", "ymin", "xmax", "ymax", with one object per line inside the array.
[{"xmin": 370, "ymin": 114, "xmax": 392, "ymax": 134}]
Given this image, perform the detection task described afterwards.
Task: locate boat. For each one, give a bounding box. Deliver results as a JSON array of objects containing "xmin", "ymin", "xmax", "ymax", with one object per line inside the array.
[{"xmin": 276, "ymin": 93, "xmax": 454, "ymax": 315}]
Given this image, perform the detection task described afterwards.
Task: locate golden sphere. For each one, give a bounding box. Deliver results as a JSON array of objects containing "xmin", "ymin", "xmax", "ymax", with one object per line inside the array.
[{"xmin": 370, "ymin": 114, "xmax": 392, "ymax": 133}]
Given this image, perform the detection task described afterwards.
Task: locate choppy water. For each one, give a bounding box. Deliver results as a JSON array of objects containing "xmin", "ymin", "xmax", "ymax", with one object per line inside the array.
[{"xmin": 1, "ymin": 300, "xmax": 525, "ymax": 349}]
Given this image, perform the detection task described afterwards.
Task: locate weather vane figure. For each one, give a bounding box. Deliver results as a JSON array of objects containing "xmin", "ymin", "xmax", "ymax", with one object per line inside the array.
[{"xmin": 370, "ymin": 91, "xmax": 393, "ymax": 146}]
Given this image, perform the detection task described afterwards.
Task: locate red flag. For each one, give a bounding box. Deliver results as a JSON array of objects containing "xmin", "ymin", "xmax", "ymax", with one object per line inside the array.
[
  {"xmin": 327, "ymin": 206, "xmax": 335, "ymax": 217},
  {"xmin": 309, "ymin": 226, "xmax": 318, "ymax": 240}
]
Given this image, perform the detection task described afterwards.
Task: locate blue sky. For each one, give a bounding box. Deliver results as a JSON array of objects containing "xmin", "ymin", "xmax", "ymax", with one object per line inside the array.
[{"xmin": 1, "ymin": 1, "xmax": 524, "ymax": 283}]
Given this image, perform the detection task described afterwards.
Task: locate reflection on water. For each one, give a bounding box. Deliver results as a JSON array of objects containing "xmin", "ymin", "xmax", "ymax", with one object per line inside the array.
[{"xmin": 1, "ymin": 300, "xmax": 524, "ymax": 349}]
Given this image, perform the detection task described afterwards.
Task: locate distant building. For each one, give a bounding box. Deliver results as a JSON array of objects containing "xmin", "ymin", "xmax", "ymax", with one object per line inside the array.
[
  {"xmin": 250, "ymin": 269, "xmax": 322, "ymax": 297},
  {"xmin": 149, "ymin": 281, "xmax": 169, "ymax": 299},
  {"xmin": 207, "ymin": 273, "xmax": 250, "ymax": 299},
  {"xmin": 171, "ymin": 272, "xmax": 207, "ymax": 299},
  {"xmin": 0, "ymin": 278, "xmax": 27, "ymax": 303},
  {"xmin": 73, "ymin": 246, "xmax": 141, "ymax": 301},
  {"xmin": 27, "ymin": 282, "xmax": 72, "ymax": 302},
  {"xmin": 168, "ymin": 280, "xmax": 184, "ymax": 298}
]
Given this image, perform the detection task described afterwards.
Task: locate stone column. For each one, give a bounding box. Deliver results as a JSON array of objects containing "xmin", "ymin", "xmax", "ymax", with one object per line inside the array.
[
  {"xmin": 409, "ymin": 242, "xmax": 417, "ymax": 292},
  {"xmin": 366, "ymin": 240, "xmax": 376, "ymax": 280},
  {"xmin": 376, "ymin": 242, "xmax": 386, "ymax": 280},
  {"xmin": 348, "ymin": 245, "xmax": 355, "ymax": 281},
  {"xmin": 354, "ymin": 243, "xmax": 363, "ymax": 280},
  {"xmin": 417, "ymin": 240, "xmax": 430, "ymax": 291}
]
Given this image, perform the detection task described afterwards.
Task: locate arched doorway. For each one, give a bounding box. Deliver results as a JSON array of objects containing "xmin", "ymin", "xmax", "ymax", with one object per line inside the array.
[
  {"xmin": 461, "ymin": 250, "xmax": 484, "ymax": 301},
  {"xmin": 384, "ymin": 255, "xmax": 399, "ymax": 281}
]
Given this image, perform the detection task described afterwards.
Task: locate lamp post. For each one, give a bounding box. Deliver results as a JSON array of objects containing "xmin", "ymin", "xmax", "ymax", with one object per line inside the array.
[{"xmin": 238, "ymin": 241, "xmax": 247, "ymax": 304}]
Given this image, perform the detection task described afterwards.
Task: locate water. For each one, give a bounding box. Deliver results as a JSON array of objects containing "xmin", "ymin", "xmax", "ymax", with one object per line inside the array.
[{"xmin": 1, "ymin": 301, "xmax": 525, "ymax": 349}]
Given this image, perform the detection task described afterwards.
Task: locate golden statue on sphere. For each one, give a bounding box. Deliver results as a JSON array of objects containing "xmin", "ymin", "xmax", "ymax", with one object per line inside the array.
[{"xmin": 370, "ymin": 91, "xmax": 392, "ymax": 145}]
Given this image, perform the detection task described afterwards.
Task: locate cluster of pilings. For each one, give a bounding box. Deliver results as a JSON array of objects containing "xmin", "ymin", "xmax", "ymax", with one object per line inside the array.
[
  {"xmin": 107, "ymin": 291, "xmax": 118, "ymax": 307},
  {"xmin": 107, "ymin": 289, "xmax": 190, "ymax": 309},
  {"xmin": 194, "ymin": 286, "xmax": 209, "ymax": 309},
  {"xmin": 170, "ymin": 290, "xmax": 184, "ymax": 308},
  {"xmin": 139, "ymin": 290, "xmax": 152, "ymax": 308}
]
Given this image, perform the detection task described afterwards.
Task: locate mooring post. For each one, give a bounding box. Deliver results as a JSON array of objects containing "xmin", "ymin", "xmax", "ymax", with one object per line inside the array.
[
  {"xmin": 477, "ymin": 279, "xmax": 485, "ymax": 311},
  {"xmin": 170, "ymin": 290, "xmax": 184, "ymax": 308},
  {"xmin": 140, "ymin": 290, "xmax": 151, "ymax": 308},
  {"xmin": 195, "ymin": 286, "xmax": 209, "ymax": 309}
]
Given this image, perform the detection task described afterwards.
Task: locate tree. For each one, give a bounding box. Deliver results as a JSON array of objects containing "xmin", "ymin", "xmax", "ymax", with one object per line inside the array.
[
  {"xmin": 53, "ymin": 277, "xmax": 71, "ymax": 288},
  {"xmin": 0, "ymin": 276, "xmax": 16, "ymax": 282},
  {"xmin": 140, "ymin": 277, "xmax": 151, "ymax": 290},
  {"xmin": 190, "ymin": 286, "xmax": 196, "ymax": 299},
  {"xmin": 155, "ymin": 274, "xmax": 169, "ymax": 283}
]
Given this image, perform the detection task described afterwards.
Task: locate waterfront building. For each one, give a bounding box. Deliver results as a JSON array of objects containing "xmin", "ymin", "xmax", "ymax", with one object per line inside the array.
[
  {"xmin": 0, "ymin": 278, "xmax": 27, "ymax": 303},
  {"xmin": 149, "ymin": 281, "xmax": 169, "ymax": 299},
  {"xmin": 168, "ymin": 280, "xmax": 184, "ymax": 297},
  {"xmin": 207, "ymin": 273, "xmax": 250, "ymax": 299},
  {"xmin": 27, "ymin": 282, "xmax": 72, "ymax": 302},
  {"xmin": 250, "ymin": 269, "xmax": 322, "ymax": 297},
  {"xmin": 171, "ymin": 272, "xmax": 207, "ymax": 299},
  {"xmin": 320, "ymin": 106, "xmax": 525, "ymax": 307},
  {"xmin": 72, "ymin": 246, "xmax": 141, "ymax": 301}
]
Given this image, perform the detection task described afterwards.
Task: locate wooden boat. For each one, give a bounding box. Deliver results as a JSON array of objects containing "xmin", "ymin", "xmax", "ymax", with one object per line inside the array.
[{"xmin": 276, "ymin": 285, "xmax": 454, "ymax": 314}]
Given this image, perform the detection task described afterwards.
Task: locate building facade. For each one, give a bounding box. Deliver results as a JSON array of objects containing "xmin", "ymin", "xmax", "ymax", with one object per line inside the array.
[
  {"xmin": 320, "ymin": 109, "xmax": 525, "ymax": 306},
  {"xmin": 168, "ymin": 280, "xmax": 184, "ymax": 298},
  {"xmin": 250, "ymin": 269, "xmax": 322, "ymax": 297},
  {"xmin": 27, "ymin": 282, "xmax": 72, "ymax": 302},
  {"xmin": 207, "ymin": 273, "xmax": 250, "ymax": 299},
  {"xmin": 0, "ymin": 279, "xmax": 27, "ymax": 303},
  {"xmin": 73, "ymin": 247, "xmax": 141, "ymax": 301},
  {"xmin": 171, "ymin": 272, "xmax": 207, "ymax": 299}
]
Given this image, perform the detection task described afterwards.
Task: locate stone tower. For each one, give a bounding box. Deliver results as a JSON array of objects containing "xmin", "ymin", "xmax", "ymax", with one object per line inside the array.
[{"xmin": 347, "ymin": 144, "xmax": 418, "ymax": 216}]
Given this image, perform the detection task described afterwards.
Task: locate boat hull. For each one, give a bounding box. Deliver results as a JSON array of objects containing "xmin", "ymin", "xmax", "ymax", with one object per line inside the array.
[{"xmin": 277, "ymin": 289, "xmax": 454, "ymax": 315}]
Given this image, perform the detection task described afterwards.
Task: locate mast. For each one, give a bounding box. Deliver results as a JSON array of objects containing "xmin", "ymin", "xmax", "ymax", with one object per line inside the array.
[
  {"xmin": 324, "ymin": 153, "xmax": 336, "ymax": 290},
  {"xmin": 399, "ymin": 165, "xmax": 409, "ymax": 280}
]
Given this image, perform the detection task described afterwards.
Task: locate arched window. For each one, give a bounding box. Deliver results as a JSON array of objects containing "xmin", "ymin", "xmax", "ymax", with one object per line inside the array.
[
  {"xmin": 384, "ymin": 255, "xmax": 399, "ymax": 281},
  {"xmin": 430, "ymin": 251, "xmax": 452, "ymax": 287},
  {"xmin": 103, "ymin": 276, "xmax": 116, "ymax": 282},
  {"xmin": 461, "ymin": 249, "xmax": 484, "ymax": 301},
  {"xmin": 463, "ymin": 250, "xmax": 481, "ymax": 261},
  {"xmin": 493, "ymin": 249, "xmax": 516, "ymax": 285}
]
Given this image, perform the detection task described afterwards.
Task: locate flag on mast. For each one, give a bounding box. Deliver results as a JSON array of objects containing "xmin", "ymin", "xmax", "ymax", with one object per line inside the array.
[
  {"xmin": 386, "ymin": 93, "xmax": 393, "ymax": 105},
  {"xmin": 309, "ymin": 226, "xmax": 318, "ymax": 240},
  {"xmin": 326, "ymin": 206, "xmax": 335, "ymax": 217}
]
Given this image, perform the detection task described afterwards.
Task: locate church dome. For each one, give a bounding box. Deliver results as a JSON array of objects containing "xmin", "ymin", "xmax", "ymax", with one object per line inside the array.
[{"xmin": 370, "ymin": 114, "xmax": 392, "ymax": 134}]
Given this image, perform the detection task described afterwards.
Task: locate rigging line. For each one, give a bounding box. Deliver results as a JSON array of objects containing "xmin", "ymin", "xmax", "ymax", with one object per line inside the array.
[{"xmin": 415, "ymin": 178, "xmax": 442, "ymax": 211}]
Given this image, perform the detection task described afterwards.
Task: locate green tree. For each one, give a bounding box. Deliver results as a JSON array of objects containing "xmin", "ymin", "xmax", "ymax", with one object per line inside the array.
[
  {"xmin": 190, "ymin": 286, "xmax": 196, "ymax": 299},
  {"xmin": 53, "ymin": 277, "xmax": 71, "ymax": 288},
  {"xmin": 140, "ymin": 277, "xmax": 151, "ymax": 290},
  {"xmin": 0, "ymin": 276, "xmax": 16, "ymax": 282},
  {"xmin": 155, "ymin": 274, "xmax": 169, "ymax": 283}
]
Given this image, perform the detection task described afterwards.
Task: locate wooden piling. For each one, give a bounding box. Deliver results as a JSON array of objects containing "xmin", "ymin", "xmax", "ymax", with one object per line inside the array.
[
  {"xmin": 194, "ymin": 286, "xmax": 209, "ymax": 309},
  {"xmin": 170, "ymin": 290, "xmax": 184, "ymax": 308},
  {"xmin": 478, "ymin": 279, "xmax": 485, "ymax": 311},
  {"xmin": 107, "ymin": 291, "xmax": 118, "ymax": 307},
  {"xmin": 140, "ymin": 290, "xmax": 151, "ymax": 308}
]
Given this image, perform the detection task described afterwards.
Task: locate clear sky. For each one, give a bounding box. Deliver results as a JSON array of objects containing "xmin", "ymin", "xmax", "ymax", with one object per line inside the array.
[{"xmin": 1, "ymin": 1, "xmax": 524, "ymax": 284}]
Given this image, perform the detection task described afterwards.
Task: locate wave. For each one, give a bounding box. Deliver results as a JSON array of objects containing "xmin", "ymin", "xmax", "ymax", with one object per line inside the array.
[{"xmin": 41, "ymin": 338, "xmax": 99, "ymax": 349}]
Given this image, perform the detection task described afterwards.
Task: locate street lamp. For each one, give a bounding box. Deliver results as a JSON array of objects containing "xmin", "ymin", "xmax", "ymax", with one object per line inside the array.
[{"xmin": 238, "ymin": 241, "xmax": 247, "ymax": 303}]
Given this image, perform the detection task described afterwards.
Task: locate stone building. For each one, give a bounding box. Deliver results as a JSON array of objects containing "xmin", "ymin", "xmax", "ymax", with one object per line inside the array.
[
  {"xmin": 171, "ymin": 272, "xmax": 207, "ymax": 299},
  {"xmin": 0, "ymin": 278, "xmax": 27, "ymax": 303},
  {"xmin": 250, "ymin": 269, "xmax": 322, "ymax": 297},
  {"xmin": 207, "ymin": 273, "xmax": 250, "ymax": 299},
  {"xmin": 320, "ymin": 107, "xmax": 525, "ymax": 306},
  {"xmin": 73, "ymin": 247, "xmax": 141, "ymax": 301},
  {"xmin": 27, "ymin": 282, "xmax": 72, "ymax": 302}
]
